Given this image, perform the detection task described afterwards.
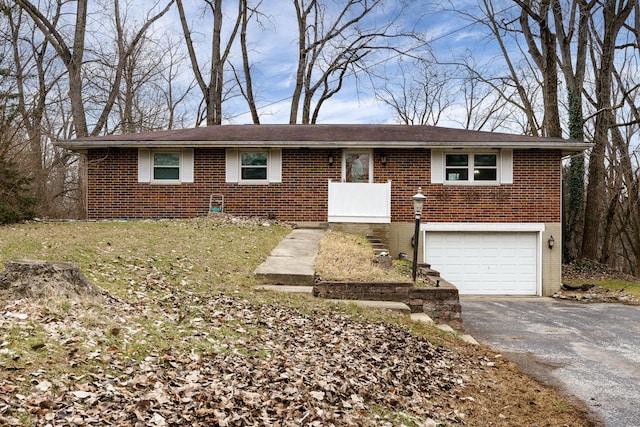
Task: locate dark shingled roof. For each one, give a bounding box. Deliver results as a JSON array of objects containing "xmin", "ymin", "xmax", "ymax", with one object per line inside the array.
[{"xmin": 58, "ymin": 124, "xmax": 589, "ymax": 154}]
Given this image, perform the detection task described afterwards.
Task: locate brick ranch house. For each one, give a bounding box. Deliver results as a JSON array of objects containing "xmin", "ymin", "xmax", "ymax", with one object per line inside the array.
[{"xmin": 59, "ymin": 124, "xmax": 588, "ymax": 296}]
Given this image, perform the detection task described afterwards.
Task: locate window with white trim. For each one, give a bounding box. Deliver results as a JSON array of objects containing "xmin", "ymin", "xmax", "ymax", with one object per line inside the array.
[
  {"xmin": 240, "ymin": 151, "xmax": 268, "ymax": 182},
  {"xmin": 445, "ymin": 153, "xmax": 498, "ymax": 183},
  {"xmin": 225, "ymin": 148, "xmax": 282, "ymax": 184},
  {"xmin": 138, "ymin": 148, "xmax": 194, "ymax": 184},
  {"xmin": 342, "ymin": 149, "xmax": 373, "ymax": 183},
  {"xmin": 153, "ymin": 152, "xmax": 180, "ymax": 181}
]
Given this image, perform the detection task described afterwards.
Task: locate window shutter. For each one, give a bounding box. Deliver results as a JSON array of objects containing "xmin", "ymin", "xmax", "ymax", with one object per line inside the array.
[
  {"xmin": 138, "ymin": 148, "xmax": 151, "ymax": 183},
  {"xmin": 181, "ymin": 148, "xmax": 194, "ymax": 183},
  {"xmin": 500, "ymin": 148, "xmax": 513, "ymax": 184},
  {"xmin": 226, "ymin": 148, "xmax": 239, "ymax": 183},
  {"xmin": 430, "ymin": 149, "xmax": 444, "ymax": 184},
  {"xmin": 269, "ymin": 148, "xmax": 282, "ymax": 183}
]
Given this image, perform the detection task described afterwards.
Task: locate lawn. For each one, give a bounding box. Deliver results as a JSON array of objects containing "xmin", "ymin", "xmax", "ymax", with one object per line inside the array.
[{"xmin": 0, "ymin": 218, "xmax": 598, "ymax": 426}]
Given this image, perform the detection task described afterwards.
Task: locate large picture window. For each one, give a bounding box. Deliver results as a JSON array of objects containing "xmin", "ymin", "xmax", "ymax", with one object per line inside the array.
[{"xmin": 445, "ymin": 153, "xmax": 497, "ymax": 183}]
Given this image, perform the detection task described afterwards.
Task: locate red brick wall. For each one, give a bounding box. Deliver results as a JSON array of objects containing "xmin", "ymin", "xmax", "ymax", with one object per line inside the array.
[
  {"xmin": 86, "ymin": 148, "xmax": 561, "ymax": 222},
  {"xmin": 378, "ymin": 149, "xmax": 562, "ymax": 223}
]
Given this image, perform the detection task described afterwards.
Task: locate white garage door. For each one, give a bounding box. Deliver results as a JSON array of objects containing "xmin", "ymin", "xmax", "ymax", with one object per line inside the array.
[{"xmin": 424, "ymin": 232, "xmax": 538, "ymax": 295}]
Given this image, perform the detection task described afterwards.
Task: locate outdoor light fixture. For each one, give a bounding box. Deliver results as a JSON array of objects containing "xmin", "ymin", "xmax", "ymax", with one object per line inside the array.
[
  {"xmin": 548, "ymin": 235, "xmax": 555, "ymax": 249},
  {"xmin": 412, "ymin": 187, "xmax": 427, "ymax": 282},
  {"xmin": 328, "ymin": 153, "xmax": 334, "ymax": 166},
  {"xmin": 381, "ymin": 153, "xmax": 388, "ymax": 165}
]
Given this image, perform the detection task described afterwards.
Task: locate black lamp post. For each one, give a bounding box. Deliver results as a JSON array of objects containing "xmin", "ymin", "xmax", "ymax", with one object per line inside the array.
[{"xmin": 412, "ymin": 187, "xmax": 426, "ymax": 282}]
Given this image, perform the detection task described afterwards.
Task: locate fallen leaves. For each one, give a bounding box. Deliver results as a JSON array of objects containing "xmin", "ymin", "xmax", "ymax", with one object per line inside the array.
[
  {"xmin": 0, "ymin": 218, "xmax": 598, "ymax": 426},
  {"xmin": 1, "ymin": 293, "xmax": 474, "ymax": 426}
]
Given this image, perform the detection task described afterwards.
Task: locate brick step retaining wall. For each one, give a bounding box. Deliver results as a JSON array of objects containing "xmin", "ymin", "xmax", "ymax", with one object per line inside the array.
[
  {"xmin": 313, "ymin": 234, "xmax": 463, "ymax": 330},
  {"xmin": 312, "ymin": 279, "xmax": 463, "ymax": 330}
]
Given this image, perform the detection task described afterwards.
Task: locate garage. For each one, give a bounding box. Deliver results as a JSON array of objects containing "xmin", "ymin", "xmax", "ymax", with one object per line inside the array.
[{"xmin": 424, "ymin": 229, "xmax": 540, "ymax": 295}]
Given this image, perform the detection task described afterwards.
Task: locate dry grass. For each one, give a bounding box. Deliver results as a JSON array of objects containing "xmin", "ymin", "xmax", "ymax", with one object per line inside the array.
[
  {"xmin": 0, "ymin": 220, "xmax": 600, "ymax": 426},
  {"xmin": 314, "ymin": 230, "xmax": 409, "ymax": 282}
]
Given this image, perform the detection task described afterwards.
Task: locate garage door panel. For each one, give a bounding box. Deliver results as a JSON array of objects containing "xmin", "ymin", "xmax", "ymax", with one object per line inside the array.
[{"xmin": 425, "ymin": 231, "xmax": 538, "ymax": 295}]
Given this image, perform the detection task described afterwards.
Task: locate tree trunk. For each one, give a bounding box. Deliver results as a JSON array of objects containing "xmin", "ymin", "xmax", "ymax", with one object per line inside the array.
[
  {"xmin": 0, "ymin": 259, "xmax": 101, "ymax": 299},
  {"xmin": 239, "ymin": 0, "xmax": 260, "ymax": 124},
  {"xmin": 581, "ymin": 0, "xmax": 635, "ymax": 260}
]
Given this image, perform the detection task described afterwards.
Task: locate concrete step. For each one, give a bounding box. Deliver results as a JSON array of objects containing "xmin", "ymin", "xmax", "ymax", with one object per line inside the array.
[
  {"xmin": 410, "ymin": 313, "xmax": 434, "ymax": 324},
  {"xmin": 331, "ymin": 299, "xmax": 411, "ymax": 314},
  {"xmin": 256, "ymin": 285, "xmax": 410, "ymax": 313},
  {"xmin": 256, "ymin": 285, "xmax": 314, "ymax": 294}
]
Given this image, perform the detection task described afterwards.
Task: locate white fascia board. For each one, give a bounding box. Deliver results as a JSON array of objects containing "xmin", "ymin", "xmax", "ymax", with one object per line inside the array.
[
  {"xmin": 58, "ymin": 139, "xmax": 591, "ymax": 153},
  {"xmin": 421, "ymin": 222, "xmax": 546, "ymax": 232}
]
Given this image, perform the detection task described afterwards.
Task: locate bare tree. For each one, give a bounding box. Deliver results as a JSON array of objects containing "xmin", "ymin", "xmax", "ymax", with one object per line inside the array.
[
  {"xmin": 600, "ymin": 26, "xmax": 640, "ymax": 272},
  {"xmin": 12, "ymin": 0, "xmax": 174, "ymax": 216},
  {"xmin": 581, "ymin": 0, "xmax": 636, "ymax": 261},
  {"xmin": 378, "ymin": 58, "xmax": 453, "ymax": 125},
  {"xmin": 290, "ymin": 0, "xmax": 415, "ymax": 124},
  {"xmin": 157, "ymin": 36, "xmax": 198, "ymax": 130},
  {"xmin": 514, "ymin": 0, "xmax": 562, "ymax": 137},
  {"xmin": 455, "ymin": 59, "xmax": 513, "ymax": 131},
  {"xmin": 13, "ymin": 0, "xmax": 90, "ymax": 137},
  {"xmin": 552, "ymin": 0, "xmax": 594, "ymax": 262},
  {"xmin": 176, "ymin": 0, "xmax": 242, "ymax": 126},
  {"xmin": 232, "ymin": 0, "xmax": 264, "ymax": 124},
  {"xmin": 446, "ymin": 0, "xmax": 544, "ymax": 136},
  {"xmin": 2, "ymin": 2, "xmax": 80, "ymax": 217}
]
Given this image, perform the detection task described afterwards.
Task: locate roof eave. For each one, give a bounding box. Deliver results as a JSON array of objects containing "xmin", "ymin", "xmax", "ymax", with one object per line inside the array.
[{"xmin": 57, "ymin": 140, "xmax": 592, "ymax": 153}]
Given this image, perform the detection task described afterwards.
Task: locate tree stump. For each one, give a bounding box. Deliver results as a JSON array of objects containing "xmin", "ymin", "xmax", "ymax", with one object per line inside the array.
[{"xmin": 0, "ymin": 259, "xmax": 102, "ymax": 300}]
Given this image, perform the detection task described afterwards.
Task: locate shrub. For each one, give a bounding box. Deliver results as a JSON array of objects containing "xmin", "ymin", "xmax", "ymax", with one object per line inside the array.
[{"xmin": 0, "ymin": 158, "xmax": 36, "ymax": 224}]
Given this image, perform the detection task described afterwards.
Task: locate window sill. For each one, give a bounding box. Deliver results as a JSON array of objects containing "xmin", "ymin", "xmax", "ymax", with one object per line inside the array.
[
  {"xmin": 443, "ymin": 181, "xmax": 502, "ymax": 186},
  {"xmin": 150, "ymin": 180, "xmax": 183, "ymax": 185},
  {"xmin": 238, "ymin": 180, "xmax": 270, "ymax": 185}
]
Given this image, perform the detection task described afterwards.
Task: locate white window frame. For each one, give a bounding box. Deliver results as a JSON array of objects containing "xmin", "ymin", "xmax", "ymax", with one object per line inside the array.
[
  {"xmin": 225, "ymin": 148, "xmax": 282, "ymax": 185},
  {"xmin": 239, "ymin": 150, "xmax": 269, "ymax": 184},
  {"xmin": 431, "ymin": 148, "xmax": 513, "ymax": 185},
  {"xmin": 445, "ymin": 152, "xmax": 498, "ymax": 184},
  {"xmin": 152, "ymin": 151, "xmax": 181, "ymax": 184},
  {"xmin": 341, "ymin": 149, "xmax": 374, "ymax": 183},
  {"xmin": 138, "ymin": 148, "xmax": 194, "ymax": 185}
]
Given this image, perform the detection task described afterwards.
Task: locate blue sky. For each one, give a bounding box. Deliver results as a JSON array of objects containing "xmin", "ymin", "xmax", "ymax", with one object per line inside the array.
[{"xmin": 146, "ymin": 0, "xmax": 498, "ymax": 127}]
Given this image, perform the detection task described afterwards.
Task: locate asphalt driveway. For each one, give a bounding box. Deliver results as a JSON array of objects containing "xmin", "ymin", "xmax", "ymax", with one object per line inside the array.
[{"xmin": 460, "ymin": 297, "xmax": 640, "ymax": 427}]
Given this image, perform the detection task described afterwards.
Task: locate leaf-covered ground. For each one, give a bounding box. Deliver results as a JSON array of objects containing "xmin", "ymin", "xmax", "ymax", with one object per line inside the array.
[{"xmin": 0, "ymin": 217, "xmax": 598, "ymax": 426}]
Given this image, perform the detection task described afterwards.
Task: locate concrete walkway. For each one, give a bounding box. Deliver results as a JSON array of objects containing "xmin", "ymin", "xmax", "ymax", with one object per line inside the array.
[
  {"xmin": 253, "ymin": 229, "xmax": 475, "ymax": 341},
  {"xmin": 254, "ymin": 228, "xmax": 410, "ymax": 313},
  {"xmin": 254, "ymin": 228, "xmax": 324, "ymax": 286}
]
